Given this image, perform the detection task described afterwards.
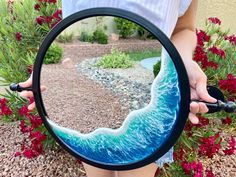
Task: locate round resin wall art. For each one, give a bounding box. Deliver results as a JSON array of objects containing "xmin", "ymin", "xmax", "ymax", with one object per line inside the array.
[{"xmin": 13, "ymin": 8, "xmax": 191, "ymax": 170}]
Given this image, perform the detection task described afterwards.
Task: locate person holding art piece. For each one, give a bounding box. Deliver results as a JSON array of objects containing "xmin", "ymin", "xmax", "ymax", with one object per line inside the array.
[{"xmin": 19, "ymin": 0, "xmax": 216, "ymax": 176}]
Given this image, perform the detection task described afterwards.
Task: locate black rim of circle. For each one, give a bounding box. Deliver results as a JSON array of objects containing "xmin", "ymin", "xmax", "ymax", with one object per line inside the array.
[{"xmin": 32, "ymin": 7, "xmax": 190, "ymax": 171}]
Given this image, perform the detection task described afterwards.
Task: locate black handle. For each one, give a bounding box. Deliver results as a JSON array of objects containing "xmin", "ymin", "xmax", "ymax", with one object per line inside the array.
[
  {"xmin": 10, "ymin": 83, "xmax": 235, "ymax": 113},
  {"xmin": 192, "ymin": 100, "xmax": 236, "ymax": 113},
  {"xmin": 10, "ymin": 83, "xmax": 33, "ymax": 92}
]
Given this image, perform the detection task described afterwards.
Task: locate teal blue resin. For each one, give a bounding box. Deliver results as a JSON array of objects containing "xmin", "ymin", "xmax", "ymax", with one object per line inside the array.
[{"xmin": 47, "ymin": 50, "xmax": 180, "ymax": 165}]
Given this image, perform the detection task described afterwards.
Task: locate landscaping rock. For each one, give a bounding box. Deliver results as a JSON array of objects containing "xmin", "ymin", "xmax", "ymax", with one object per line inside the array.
[
  {"xmin": 109, "ymin": 33, "xmax": 119, "ymax": 42},
  {"xmin": 61, "ymin": 58, "xmax": 75, "ymax": 69}
]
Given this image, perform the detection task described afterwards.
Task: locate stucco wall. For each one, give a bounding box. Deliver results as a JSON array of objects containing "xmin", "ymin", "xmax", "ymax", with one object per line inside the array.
[
  {"xmin": 62, "ymin": 1, "xmax": 236, "ymax": 37},
  {"xmin": 196, "ymin": 0, "xmax": 236, "ymax": 34}
]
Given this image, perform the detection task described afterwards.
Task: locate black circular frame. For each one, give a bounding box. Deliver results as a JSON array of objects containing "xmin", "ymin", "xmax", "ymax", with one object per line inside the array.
[{"xmin": 32, "ymin": 8, "xmax": 190, "ymax": 170}]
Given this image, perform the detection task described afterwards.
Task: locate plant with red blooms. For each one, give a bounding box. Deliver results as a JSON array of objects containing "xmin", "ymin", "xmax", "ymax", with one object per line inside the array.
[
  {"xmin": 193, "ymin": 17, "xmax": 236, "ymax": 89},
  {"xmin": 198, "ymin": 133, "xmax": 222, "ymax": 158},
  {"xmin": 208, "ymin": 46, "xmax": 226, "ymax": 59},
  {"xmin": 219, "ymin": 74, "xmax": 236, "ymax": 95},
  {"xmin": 208, "ymin": 17, "xmax": 221, "ymax": 25},
  {"xmin": 0, "ymin": 98, "xmax": 13, "ymax": 121},
  {"xmin": 225, "ymin": 35, "xmax": 236, "ymax": 46},
  {"xmin": 15, "ymin": 32, "xmax": 22, "ymax": 41},
  {"xmin": 222, "ymin": 117, "xmax": 232, "ymax": 125},
  {"xmin": 15, "ymin": 97, "xmax": 56, "ymax": 158},
  {"xmin": 0, "ymin": 0, "xmax": 61, "ymax": 159},
  {"xmin": 34, "ymin": 0, "xmax": 62, "ymax": 33},
  {"xmin": 181, "ymin": 161, "xmax": 203, "ymax": 177}
]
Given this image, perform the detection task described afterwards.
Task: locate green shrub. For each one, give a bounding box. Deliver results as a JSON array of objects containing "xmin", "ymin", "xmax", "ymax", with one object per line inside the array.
[
  {"xmin": 127, "ymin": 49, "xmax": 161, "ymax": 61},
  {"xmin": 114, "ymin": 17, "xmax": 137, "ymax": 38},
  {"xmin": 93, "ymin": 28, "xmax": 108, "ymax": 44},
  {"xmin": 96, "ymin": 48, "xmax": 133, "ymax": 68},
  {"xmin": 153, "ymin": 61, "xmax": 161, "ymax": 77},
  {"xmin": 80, "ymin": 31, "xmax": 94, "ymax": 43},
  {"xmin": 44, "ymin": 43, "xmax": 63, "ymax": 64},
  {"xmin": 57, "ymin": 32, "xmax": 74, "ymax": 43},
  {"xmin": 137, "ymin": 26, "xmax": 155, "ymax": 40}
]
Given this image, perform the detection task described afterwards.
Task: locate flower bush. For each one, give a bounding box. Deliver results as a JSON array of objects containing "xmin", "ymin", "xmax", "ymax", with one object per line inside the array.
[
  {"xmin": 0, "ymin": 0, "xmax": 62, "ymax": 158},
  {"xmin": 155, "ymin": 17, "xmax": 236, "ymax": 177}
]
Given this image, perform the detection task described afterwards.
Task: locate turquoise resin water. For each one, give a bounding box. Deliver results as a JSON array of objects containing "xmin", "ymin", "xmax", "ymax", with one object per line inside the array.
[{"xmin": 47, "ymin": 50, "xmax": 181, "ymax": 165}]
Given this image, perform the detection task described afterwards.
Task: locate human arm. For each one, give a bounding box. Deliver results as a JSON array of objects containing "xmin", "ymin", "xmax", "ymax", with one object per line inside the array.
[{"xmin": 170, "ymin": 0, "xmax": 216, "ymax": 124}]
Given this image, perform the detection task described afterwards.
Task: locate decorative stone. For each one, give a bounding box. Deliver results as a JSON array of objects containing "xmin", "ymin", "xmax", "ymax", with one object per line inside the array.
[
  {"xmin": 62, "ymin": 58, "xmax": 75, "ymax": 69},
  {"xmin": 109, "ymin": 33, "xmax": 119, "ymax": 42}
]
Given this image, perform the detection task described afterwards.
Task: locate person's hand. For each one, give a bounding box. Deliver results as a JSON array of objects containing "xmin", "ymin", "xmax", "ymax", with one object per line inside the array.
[
  {"xmin": 19, "ymin": 73, "xmax": 46, "ymax": 110},
  {"xmin": 184, "ymin": 60, "xmax": 217, "ymax": 124}
]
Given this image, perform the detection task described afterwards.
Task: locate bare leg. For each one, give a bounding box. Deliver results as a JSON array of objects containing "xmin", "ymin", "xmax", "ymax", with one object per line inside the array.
[
  {"xmin": 82, "ymin": 162, "xmax": 117, "ymax": 177},
  {"xmin": 117, "ymin": 163, "xmax": 158, "ymax": 177}
]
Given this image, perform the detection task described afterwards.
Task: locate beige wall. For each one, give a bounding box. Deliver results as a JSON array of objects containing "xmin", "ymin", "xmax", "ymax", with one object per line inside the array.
[
  {"xmin": 196, "ymin": 0, "xmax": 236, "ymax": 34},
  {"xmin": 63, "ymin": 1, "xmax": 236, "ymax": 37}
]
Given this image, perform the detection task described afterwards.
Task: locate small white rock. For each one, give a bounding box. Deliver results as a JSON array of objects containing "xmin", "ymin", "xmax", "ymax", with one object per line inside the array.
[{"xmin": 62, "ymin": 58, "xmax": 75, "ymax": 69}]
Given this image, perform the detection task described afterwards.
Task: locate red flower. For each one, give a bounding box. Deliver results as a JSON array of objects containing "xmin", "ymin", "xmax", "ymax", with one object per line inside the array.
[
  {"xmin": 181, "ymin": 161, "xmax": 203, "ymax": 177},
  {"xmin": 194, "ymin": 116, "xmax": 209, "ymax": 127},
  {"xmin": 206, "ymin": 61, "xmax": 218, "ymax": 69},
  {"xmin": 34, "ymin": 4, "xmax": 40, "ymax": 11},
  {"xmin": 0, "ymin": 98, "xmax": 12, "ymax": 116},
  {"xmin": 14, "ymin": 152, "xmax": 21, "ymax": 157},
  {"xmin": 27, "ymin": 65, "xmax": 33, "ymax": 74},
  {"xmin": 196, "ymin": 30, "xmax": 210, "ymax": 46},
  {"xmin": 194, "ymin": 46, "xmax": 208, "ymax": 63},
  {"xmin": 181, "ymin": 161, "xmax": 192, "ymax": 175},
  {"xmin": 208, "ymin": 17, "xmax": 221, "ymax": 25},
  {"xmin": 30, "ymin": 115, "xmax": 43, "ymax": 129},
  {"xmin": 49, "ymin": 0, "xmax": 57, "ymax": 4},
  {"xmin": 0, "ymin": 98, "xmax": 8, "ymax": 105},
  {"xmin": 29, "ymin": 131, "xmax": 46, "ymax": 154},
  {"xmin": 225, "ymin": 35, "xmax": 236, "ymax": 46},
  {"xmin": 19, "ymin": 120, "xmax": 32, "ymax": 133},
  {"xmin": 198, "ymin": 133, "xmax": 222, "ymax": 158},
  {"xmin": 205, "ymin": 168, "xmax": 215, "ymax": 177},
  {"xmin": 219, "ymin": 74, "xmax": 236, "ymax": 94},
  {"xmin": 45, "ymin": 16, "xmax": 53, "ymax": 24},
  {"xmin": 23, "ymin": 149, "xmax": 36, "ymax": 159},
  {"xmin": 173, "ymin": 146, "xmax": 185, "ymax": 161},
  {"xmin": 222, "ymin": 117, "xmax": 232, "ymax": 125},
  {"xmin": 29, "ymin": 97, "xmax": 35, "ymax": 105},
  {"xmin": 31, "ymin": 138, "xmax": 44, "ymax": 153},
  {"xmin": 53, "ymin": 9, "xmax": 62, "ymax": 19},
  {"xmin": 19, "ymin": 106, "xmax": 29, "ymax": 117},
  {"xmin": 29, "ymin": 131, "xmax": 46, "ymax": 142},
  {"xmin": 0, "ymin": 105, "xmax": 13, "ymax": 116},
  {"xmin": 208, "ymin": 46, "xmax": 226, "ymax": 59},
  {"xmin": 223, "ymin": 136, "xmax": 236, "ymax": 155},
  {"xmin": 16, "ymin": 32, "xmax": 22, "ymax": 42},
  {"xmin": 36, "ymin": 16, "xmax": 44, "ymax": 25},
  {"xmin": 193, "ymin": 46, "xmax": 218, "ymax": 69}
]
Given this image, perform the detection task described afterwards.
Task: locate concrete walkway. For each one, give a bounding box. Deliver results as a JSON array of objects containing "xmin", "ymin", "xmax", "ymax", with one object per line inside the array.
[{"xmin": 140, "ymin": 57, "xmax": 161, "ymax": 71}]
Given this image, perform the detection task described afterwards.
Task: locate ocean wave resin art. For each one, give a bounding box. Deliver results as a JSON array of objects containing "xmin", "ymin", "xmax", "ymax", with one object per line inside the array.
[{"xmin": 47, "ymin": 49, "xmax": 181, "ymax": 165}]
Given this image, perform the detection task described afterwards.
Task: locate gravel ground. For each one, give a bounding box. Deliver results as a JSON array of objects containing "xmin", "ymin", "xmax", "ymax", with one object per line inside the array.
[
  {"xmin": 41, "ymin": 64, "xmax": 129, "ymax": 133},
  {"xmin": 200, "ymin": 133, "xmax": 236, "ymax": 177},
  {"xmin": 0, "ymin": 121, "xmax": 86, "ymax": 177},
  {"xmin": 77, "ymin": 58, "xmax": 153, "ymax": 111}
]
